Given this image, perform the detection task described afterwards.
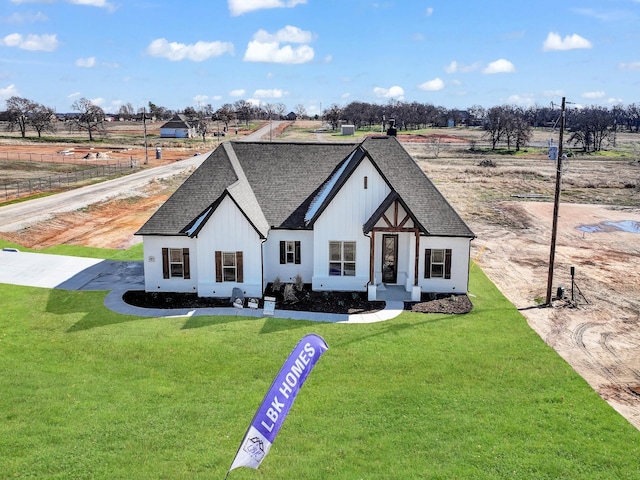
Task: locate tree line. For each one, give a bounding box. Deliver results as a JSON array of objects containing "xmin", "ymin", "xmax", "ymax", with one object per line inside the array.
[{"xmin": 4, "ymin": 95, "xmax": 640, "ymax": 152}]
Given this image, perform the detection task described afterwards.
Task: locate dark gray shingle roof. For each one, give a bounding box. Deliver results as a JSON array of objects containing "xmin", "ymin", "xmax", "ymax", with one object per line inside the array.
[{"xmin": 136, "ymin": 137, "xmax": 474, "ymax": 238}]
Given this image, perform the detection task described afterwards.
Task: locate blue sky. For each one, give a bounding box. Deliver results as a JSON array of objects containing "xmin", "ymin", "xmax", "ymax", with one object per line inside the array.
[{"xmin": 1, "ymin": 0, "xmax": 639, "ymax": 115}]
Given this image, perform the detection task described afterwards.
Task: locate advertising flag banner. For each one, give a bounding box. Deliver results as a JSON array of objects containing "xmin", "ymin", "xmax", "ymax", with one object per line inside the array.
[{"xmin": 227, "ymin": 334, "xmax": 329, "ymax": 474}]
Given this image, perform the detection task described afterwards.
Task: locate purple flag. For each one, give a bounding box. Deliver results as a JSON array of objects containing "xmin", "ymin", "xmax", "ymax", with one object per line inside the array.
[{"xmin": 228, "ymin": 334, "xmax": 328, "ymax": 473}]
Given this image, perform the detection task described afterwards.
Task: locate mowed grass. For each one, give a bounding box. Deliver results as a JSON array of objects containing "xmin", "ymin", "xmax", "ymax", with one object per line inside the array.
[{"xmin": 1, "ymin": 262, "xmax": 639, "ymax": 479}]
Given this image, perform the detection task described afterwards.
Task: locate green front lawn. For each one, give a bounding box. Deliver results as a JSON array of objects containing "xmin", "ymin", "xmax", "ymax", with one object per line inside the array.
[{"xmin": 0, "ymin": 254, "xmax": 638, "ymax": 479}]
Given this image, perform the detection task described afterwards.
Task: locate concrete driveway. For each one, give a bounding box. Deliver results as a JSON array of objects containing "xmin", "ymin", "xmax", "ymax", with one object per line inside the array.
[{"xmin": 0, "ymin": 250, "xmax": 143, "ymax": 291}]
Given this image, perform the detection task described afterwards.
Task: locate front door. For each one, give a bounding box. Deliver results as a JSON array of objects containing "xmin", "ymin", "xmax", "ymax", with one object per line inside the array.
[{"xmin": 381, "ymin": 234, "xmax": 398, "ymax": 284}]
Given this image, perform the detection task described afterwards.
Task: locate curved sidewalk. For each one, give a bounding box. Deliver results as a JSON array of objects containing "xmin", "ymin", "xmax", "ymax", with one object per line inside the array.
[{"xmin": 105, "ymin": 288, "xmax": 405, "ymax": 324}]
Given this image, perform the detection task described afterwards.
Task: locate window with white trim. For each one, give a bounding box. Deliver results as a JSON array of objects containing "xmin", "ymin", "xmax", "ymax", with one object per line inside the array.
[
  {"xmin": 424, "ymin": 248, "xmax": 452, "ymax": 279},
  {"xmin": 223, "ymin": 252, "xmax": 238, "ymax": 282},
  {"xmin": 161, "ymin": 247, "xmax": 190, "ymax": 279},
  {"xmin": 329, "ymin": 241, "xmax": 356, "ymax": 276}
]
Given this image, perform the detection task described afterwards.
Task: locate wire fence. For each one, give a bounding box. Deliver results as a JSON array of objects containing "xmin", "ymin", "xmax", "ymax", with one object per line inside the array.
[
  {"xmin": 1, "ymin": 160, "xmax": 140, "ymax": 201},
  {"xmin": 0, "ymin": 150, "xmax": 135, "ymax": 165}
]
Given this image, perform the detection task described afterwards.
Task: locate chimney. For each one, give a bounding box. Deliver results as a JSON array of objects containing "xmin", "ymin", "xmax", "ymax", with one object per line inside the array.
[{"xmin": 386, "ymin": 119, "xmax": 397, "ymax": 137}]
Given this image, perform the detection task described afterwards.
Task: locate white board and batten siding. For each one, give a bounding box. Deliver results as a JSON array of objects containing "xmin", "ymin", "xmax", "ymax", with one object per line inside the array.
[
  {"xmin": 418, "ymin": 236, "xmax": 471, "ymax": 293},
  {"xmin": 263, "ymin": 230, "xmax": 314, "ymax": 285},
  {"xmin": 142, "ymin": 235, "xmax": 197, "ymax": 293},
  {"xmin": 312, "ymin": 158, "xmax": 391, "ymax": 291},
  {"xmin": 196, "ymin": 195, "xmax": 263, "ymax": 298}
]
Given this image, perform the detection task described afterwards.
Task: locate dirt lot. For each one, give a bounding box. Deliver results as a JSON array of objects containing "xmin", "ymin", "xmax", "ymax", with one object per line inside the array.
[{"xmin": 1, "ymin": 123, "xmax": 640, "ymax": 428}]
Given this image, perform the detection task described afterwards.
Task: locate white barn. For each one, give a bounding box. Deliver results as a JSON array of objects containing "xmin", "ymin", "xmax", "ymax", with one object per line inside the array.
[{"xmin": 136, "ymin": 137, "xmax": 475, "ymax": 301}]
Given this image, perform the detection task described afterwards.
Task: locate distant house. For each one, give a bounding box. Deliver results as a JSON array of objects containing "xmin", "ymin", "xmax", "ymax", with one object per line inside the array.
[
  {"xmin": 136, "ymin": 136, "xmax": 475, "ymax": 301},
  {"xmin": 285, "ymin": 111, "xmax": 297, "ymax": 121},
  {"xmin": 160, "ymin": 114, "xmax": 194, "ymax": 138}
]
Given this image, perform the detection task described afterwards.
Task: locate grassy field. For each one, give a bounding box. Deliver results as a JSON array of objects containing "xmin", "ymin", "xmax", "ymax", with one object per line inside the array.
[{"xmin": 1, "ymin": 244, "xmax": 639, "ymax": 479}]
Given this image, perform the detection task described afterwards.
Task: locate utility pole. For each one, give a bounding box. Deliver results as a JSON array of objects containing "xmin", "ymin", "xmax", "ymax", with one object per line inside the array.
[
  {"xmin": 545, "ymin": 96, "xmax": 566, "ymax": 304},
  {"xmin": 143, "ymin": 108, "xmax": 149, "ymax": 165}
]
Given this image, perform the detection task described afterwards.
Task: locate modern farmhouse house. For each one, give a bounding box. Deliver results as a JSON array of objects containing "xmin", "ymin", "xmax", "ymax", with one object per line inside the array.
[
  {"xmin": 159, "ymin": 114, "xmax": 195, "ymax": 138},
  {"xmin": 135, "ymin": 136, "xmax": 474, "ymax": 301}
]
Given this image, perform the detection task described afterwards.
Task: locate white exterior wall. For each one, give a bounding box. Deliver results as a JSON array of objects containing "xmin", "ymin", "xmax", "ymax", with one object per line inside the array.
[
  {"xmin": 312, "ymin": 159, "xmax": 390, "ymax": 291},
  {"xmin": 142, "ymin": 235, "xmax": 198, "ymax": 293},
  {"xmin": 196, "ymin": 196, "xmax": 263, "ymax": 298},
  {"xmin": 263, "ymin": 230, "xmax": 314, "ymax": 285},
  {"xmin": 160, "ymin": 128, "xmax": 189, "ymax": 138},
  {"xmin": 418, "ymin": 236, "xmax": 471, "ymax": 293}
]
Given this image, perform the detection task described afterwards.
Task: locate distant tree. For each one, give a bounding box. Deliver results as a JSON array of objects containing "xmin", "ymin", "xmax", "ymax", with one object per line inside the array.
[
  {"xmin": 468, "ymin": 105, "xmax": 486, "ymax": 127},
  {"xmin": 72, "ymin": 97, "xmax": 106, "ymax": 141},
  {"xmin": 568, "ymin": 106, "xmax": 615, "ymax": 152},
  {"xmin": 215, "ymin": 103, "xmax": 236, "ymax": 129},
  {"xmin": 117, "ymin": 103, "xmax": 135, "ymax": 120},
  {"xmin": 484, "ymin": 106, "xmax": 508, "ymax": 149},
  {"xmin": 234, "ymin": 99, "xmax": 253, "ymax": 126},
  {"xmin": 30, "ymin": 103, "xmax": 56, "ymax": 138},
  {"xmin": 148, "ymin": 101, "xmax": 169, "ymax": 121},
  {"xmin": 183, "ymin": 104, "xmax": 213, "ymax": 141},
  {"xmin": 273, "ymin": 102, "xmax": 286, "ymax": 120},
  {"xmin": 323, "ymin": 104, "xmax": 342, "ymax": 130},
  {"xmin": 294, "ymin": 103, "xmax": 307, "ymax": 119},
  {"xmin": 5, "ymin": 96, "xmax": 34, "ymax": 138}
]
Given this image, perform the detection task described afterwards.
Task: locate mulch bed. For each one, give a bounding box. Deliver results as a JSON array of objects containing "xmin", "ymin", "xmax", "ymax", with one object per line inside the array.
[{"xmin": 123, "ymin": 288, "xmax": 472, "ymax": 315}]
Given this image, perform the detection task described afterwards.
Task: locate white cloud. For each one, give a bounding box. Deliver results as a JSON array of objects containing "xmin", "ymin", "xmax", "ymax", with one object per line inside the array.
[
  {"xmin": 1, "ymin": 83, "xmax": 19, "ymax": 102},
  {"xmin": 341, "ymin": 92, "xmax": 350, "ymax": 99},
  {"xmin": 67, "ymin": 91, "xmax": 81, "ymax": 100},
  {"xmin": 193, "ymin": 94, "xmax": 209, "ymax": 104},
  {"xmin": 3, "ymin": 11, "xmax": 48, "ymax": 23},
  {"xmin": 254, "ymin": 25, "xmax": 313, "ymax": 44},
  {"xmin": 607, "ymin": 97, "xmax": 623, "ymax": 104},
  {"xmin": 418, "ymin": 77, "xmax": 444, "ymax": 91},
  {"xmin": 244, "ymin": 26, "xmax": 314, "ymax": 64},
  {"xmin": 75, "ymin": 56, "xmax": 96, "ymax": 68},
  {"xmin": 228, "ymin": 0, "xmax": 306, "ymax": 16},
  {"xmin": 582, "ymin": 91, "xmax": 605, "ymax": 99},
  {"xmin": 619, "ymin": 61, "xmax": 640, "ymax": 71},
  {"xmin": 543, "ymin": 90, "xmax": 564, "ymax": 98},
  {"xmin": 68, "ymin": 0, "xmax": 115, "ymax": 11},
  {"xmin": 507, "ymin": 94, "xmax": 535, "ymax": 107},
  {"xmin": 444, "ymin": 60, "xmax": 481, "ymax": 74},
  {"xmin": 373, "ymin": 85, "xmax": 404, "ymax": 100},
  {"xmin": 0, "ymin": 33, "xmax": 58, "ymax": 51},
  {"xmin": 253, "ymin": 88, "xmax": 286, "ymax": 99},
  {"xmin": 146, "ymin": 38, "xmax": 234, "ymax": 62},
  {"xmin": 230, "ymin": 89, "xmax": 246, "ymax": 97},
  {"xmin": 324, "ymin": 54, "xmax": 332, "ymax": 63},
  {"xmin": 425, "ymin": 7, "xmax": 433, "ymax": 16},
  {"xmin": 483, "ymin": 58, "xmax": 515, "ymax": 74},
  {"xmin": 90, "ymin": 97, "xmax": 105, "ymax": 106},
  {"xmin": 543, "ymin": 32, "xmax": 592, "ymax": 51}
]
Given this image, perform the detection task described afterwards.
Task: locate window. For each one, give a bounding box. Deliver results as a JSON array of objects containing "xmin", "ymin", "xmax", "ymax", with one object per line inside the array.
[
  {"xmin": 424, "ymin": 248, "xmax": 451, "ymax": 279},
  {"xmin": 161, "ymin": 247, "xmax": 190, "ymax": 279},
  {"xmin": 329, "ymin": 241, "xmax": 356, "ymax": 276},
  {"xmin": 364, "ymin": 176, "xmax": 368, "ymax": 189},
  {"xmin": 215, "ymin": 251, "xmax": 244, "ymax": 283},
  {"xmin": 279, "ymin": 241, "xmax": 301, "ymax": 264}
]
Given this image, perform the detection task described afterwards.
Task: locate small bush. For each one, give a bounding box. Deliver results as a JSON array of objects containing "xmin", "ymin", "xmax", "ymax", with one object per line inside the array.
[
  {"xmin": 272, "ymin": 276, "xmax": 282, "ymax": 292},
  {"xmin": 294, "ymin": 274, "xmax": 304, "ymax": 291},
  {"xmin": 283, "ymin": 284, "xmax": 298, "ymax": 303}
]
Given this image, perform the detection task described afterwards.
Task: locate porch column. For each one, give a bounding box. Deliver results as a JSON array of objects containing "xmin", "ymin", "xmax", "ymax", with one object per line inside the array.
[
  {"xmin": 369, "ymin": 229, "xmax": 375, "ymax": 285},
  {"xmin": 414, "ymin": 228, "xmax": 420, "ymax": 285}
]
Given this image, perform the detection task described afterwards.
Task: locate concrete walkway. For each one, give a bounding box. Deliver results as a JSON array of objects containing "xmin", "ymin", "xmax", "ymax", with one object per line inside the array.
[{"xmin": 1, "ymin": 250, "xmax": 404, "ymax": 324}]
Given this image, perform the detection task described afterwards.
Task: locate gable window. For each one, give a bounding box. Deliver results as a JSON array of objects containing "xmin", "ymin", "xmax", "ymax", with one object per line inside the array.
[
  {"xmin": 215, "ymin": 251, "xmax": 244, "ymax": 282},
  {"xmin": 329, "ymin": 241, "xmax": 356, "ymax": 276},
  {"xmin": 280, "ymin": 241, "xmax": 301, "ymax": 264},
  {"xmin": 424, "ymin": 248, "xmax": 452, "ymax": 279},
  {"xmin": 161, "ymin": 247, "xmax": 190, "ymax": 279}
]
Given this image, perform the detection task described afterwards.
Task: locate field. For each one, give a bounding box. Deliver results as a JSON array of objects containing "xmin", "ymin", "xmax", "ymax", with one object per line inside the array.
[
  {"xmin": 2, "ymin": 262, "xmax": 640, "ymax": 479},
  {"xmin": 1, "ymin": 119, "xmax": 640, "ymax": 435}
]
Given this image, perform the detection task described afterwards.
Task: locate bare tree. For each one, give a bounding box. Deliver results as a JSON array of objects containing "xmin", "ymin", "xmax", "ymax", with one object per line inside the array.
[
  {"xmin": 117, "ymin": 102, "xmax": 135, "ymax": 120},
  {"xmin": 30, "ymin": 103, "xmax": 56, "ymax": 138},
  {"xmin": 5, "ymin": 96, "xmax": 34, "ymax": 138},
  {"xmin": 72, "ymin": 97, "xmax": 106, "ymax": 141},
  {"xmin": 323, "ymin": 104, "xmax": 342, "ymax": 130},
  {"xmin": 294, "ymin": 103, "xmax": 307, "ymax": 119},
  {"xmin": 234, "ymin": 100, "xmax": 254, "ymax": 127},
  {"xmin": 215, "ymin": 103, "xmax": 236, "ymax": 129}
]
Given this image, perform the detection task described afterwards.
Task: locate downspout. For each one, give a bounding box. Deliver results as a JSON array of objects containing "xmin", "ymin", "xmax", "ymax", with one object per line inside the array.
[{"xmin": 260, "ymin": 237, "xmax": 267, "ymax": 295}]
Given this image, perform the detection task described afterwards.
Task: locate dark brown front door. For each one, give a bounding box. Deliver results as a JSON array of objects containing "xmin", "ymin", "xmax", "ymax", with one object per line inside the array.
[{"xmin": 382, "ymin": 234, "xmax": 398, "ymax": 283}]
